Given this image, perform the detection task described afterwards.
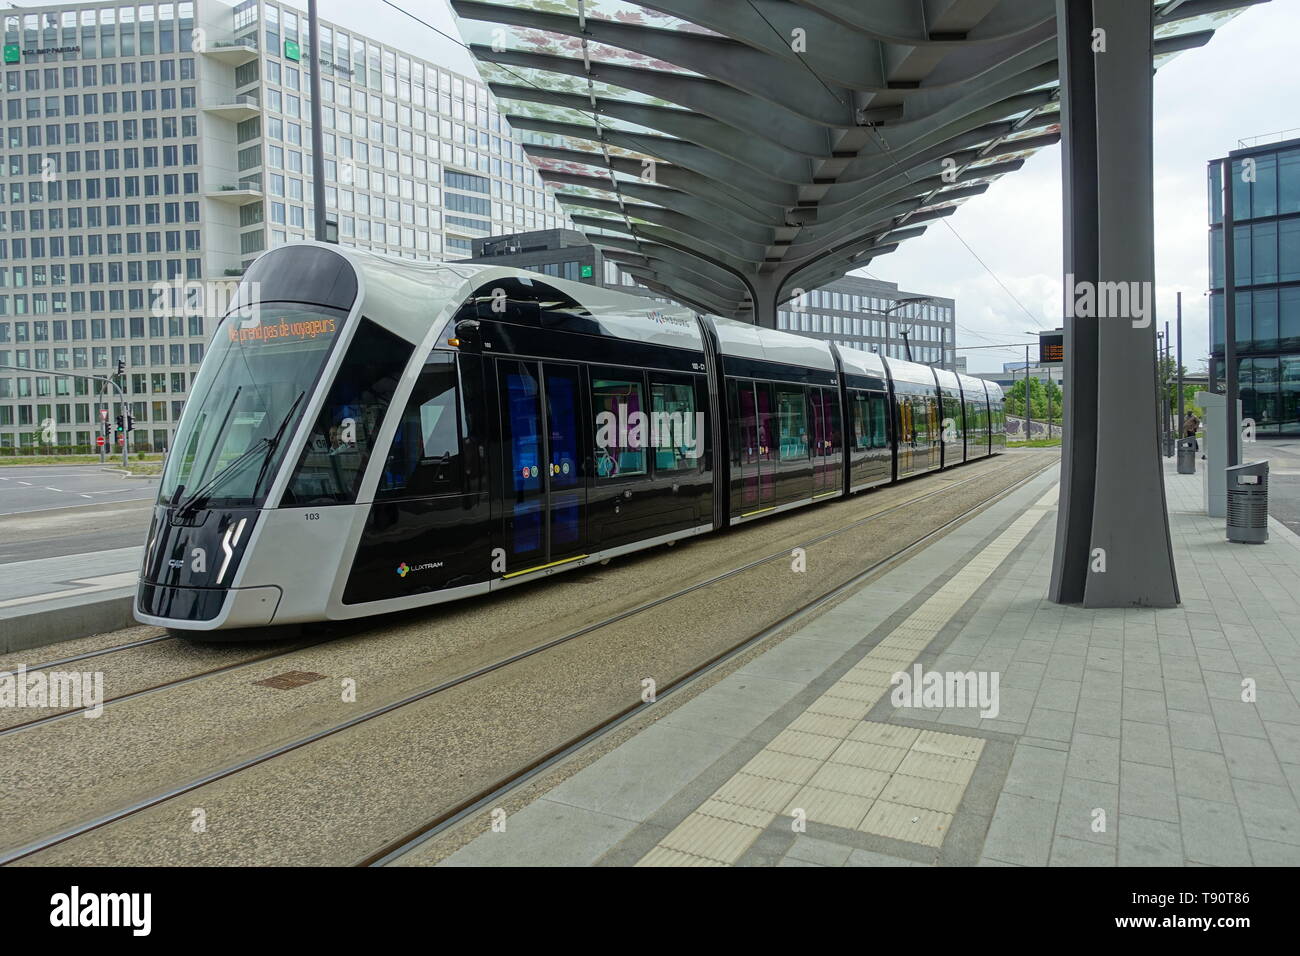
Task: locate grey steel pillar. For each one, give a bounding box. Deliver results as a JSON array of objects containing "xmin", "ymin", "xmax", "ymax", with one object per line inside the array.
[
  {"xmin": 1049, "ymin": 0, "xmax": 1178, "ymax": 608},
  {"xmin": 308, "ymin": 0, "xmax": 328, "ymax": 242},
  {"xmin": 752, "ymin": 274, "xmax": 781, "ymax": 329},
  {"xmin": 1222, "ymin": 157, "xmax": 1239, "ymax": 467}
]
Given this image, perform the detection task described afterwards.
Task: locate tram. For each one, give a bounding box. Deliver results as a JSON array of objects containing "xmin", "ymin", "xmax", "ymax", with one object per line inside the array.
[{"xmin": 136, "ymin": 244, "xmax": 1004, "ymax": 635}]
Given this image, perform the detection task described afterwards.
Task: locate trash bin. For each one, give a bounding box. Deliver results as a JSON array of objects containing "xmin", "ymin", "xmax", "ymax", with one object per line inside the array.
[
  {"xmin": 1177, "ymin": 437, "xmax": 1197, "ymax": 475},
  {"xmin": 1226, "ymin": 461, "xmax": 1269, "ymax": 544}
]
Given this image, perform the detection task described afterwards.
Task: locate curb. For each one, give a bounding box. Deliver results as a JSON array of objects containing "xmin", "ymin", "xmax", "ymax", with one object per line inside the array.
[{"xmin": 0, "ymin": 595, "xmax": 138, "ymax": 656}]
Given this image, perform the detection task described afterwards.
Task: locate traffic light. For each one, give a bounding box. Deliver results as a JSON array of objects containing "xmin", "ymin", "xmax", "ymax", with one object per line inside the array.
[
  {"xmin": 125, "ymin": 415, "xmax": 135, "ymax": 433},
  {"xmin": 115, "ymin": 359, "xmax": 125, "ymax": 376},
  {"xmin": 115, "ymin": 414, "xmax": 124, "ymax": 433}
]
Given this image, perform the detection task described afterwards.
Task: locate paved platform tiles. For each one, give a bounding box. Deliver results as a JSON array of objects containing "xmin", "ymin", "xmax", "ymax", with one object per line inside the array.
[{"xmin": 436, "ymin": 458, "xmax": 1300, "ymax": 867}]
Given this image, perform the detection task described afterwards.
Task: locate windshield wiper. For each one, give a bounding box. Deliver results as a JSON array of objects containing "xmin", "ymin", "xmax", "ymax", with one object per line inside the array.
[
  {"xmin": 249, "ymin": 389, "xmax": 307, "ymax": 499},
  {"xmin": 175, "ymin": 437, "xmax": 270, "ymax": 518},
  {"xmin": 175, "ymin": 390, "xmax": 307, "ymax": 517}
]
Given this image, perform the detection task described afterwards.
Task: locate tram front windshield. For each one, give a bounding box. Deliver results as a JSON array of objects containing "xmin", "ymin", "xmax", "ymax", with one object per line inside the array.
[{"xmin": 159, "ymin": 304, "xmax": 348, "ymax": 510}]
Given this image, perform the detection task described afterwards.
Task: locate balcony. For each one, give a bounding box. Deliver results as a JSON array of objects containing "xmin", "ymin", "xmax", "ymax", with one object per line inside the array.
[
  {"xmin": 204, "ymin": 183, "xmax": 264, "ymax": 204},
  {"xmin": 201, "ymin": 35, "xmax": 259, "ymax": 67},
  {"xmin": 201, "ymin": 93, "xmax": 260, "ymax": 122}
]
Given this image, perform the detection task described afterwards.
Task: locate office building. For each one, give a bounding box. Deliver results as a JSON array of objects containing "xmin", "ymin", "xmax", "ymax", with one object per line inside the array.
[
  {"xmin": 0, "ymin": 0, "xmax": 569, "ymax": 451},
  {"xmin": 1208, "ymin": 133, "xmax": 1300, "ymax": 434}
]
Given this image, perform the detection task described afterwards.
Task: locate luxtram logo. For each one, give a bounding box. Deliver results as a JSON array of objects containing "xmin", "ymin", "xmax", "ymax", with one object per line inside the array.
[
  {"xmin": 49, "ymin": 886, "xmax": 151, "ymax": 936},
  {"xmin": 645, "ymin": 309, "xmax": 693, "ymax": 328},
  {"xmin": 396, "ymin": 560, "xmax": 443, "ymax": 577},
  {"xmin": 0, "ymin": 666, "xmax": 104, "ymax": 718}
]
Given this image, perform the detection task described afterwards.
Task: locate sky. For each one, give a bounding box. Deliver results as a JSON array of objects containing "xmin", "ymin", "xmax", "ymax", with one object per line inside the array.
[{"xmin": 282, "ymin": 1, "xmax": 1297, "ymax": 373}]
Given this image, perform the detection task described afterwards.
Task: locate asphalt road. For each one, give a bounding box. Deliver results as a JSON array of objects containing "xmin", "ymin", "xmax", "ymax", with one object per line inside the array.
[{"xmin": 0, "ymin": 464, "xmax": 158, "ymax": 564}]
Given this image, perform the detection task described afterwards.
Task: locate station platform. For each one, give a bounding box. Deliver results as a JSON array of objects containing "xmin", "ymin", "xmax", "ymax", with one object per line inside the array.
[
  {"xmin": 0, "ymin": 548, "xmax": 139, "ymax": 654},
  {"xmin": 438, "ymin": 457, "xmax": 1300, "ymax": 867}
]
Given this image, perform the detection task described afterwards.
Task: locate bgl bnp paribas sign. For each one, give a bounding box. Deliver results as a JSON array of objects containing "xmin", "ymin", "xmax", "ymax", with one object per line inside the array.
[{"xmin": 4, "ymin": 43, "xmax": 82, "ymax": 62}]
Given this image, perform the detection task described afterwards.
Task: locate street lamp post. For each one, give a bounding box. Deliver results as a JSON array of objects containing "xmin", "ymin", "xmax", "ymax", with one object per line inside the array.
[
  {"xmin": 860, "ymin": 296, "xmax": 935, "ymax": 364},
  {"xmin": 1176, "ymin": 292, "xmax": 1185, "ymax": 439}
]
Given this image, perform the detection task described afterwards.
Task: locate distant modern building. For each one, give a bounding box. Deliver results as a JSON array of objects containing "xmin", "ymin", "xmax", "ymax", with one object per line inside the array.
[
  {"xmin": 470, "ymin": 230, "xmax": 958, "ymax": 368},
  {"xmin": 1208, "ymin": 133, "xmax": 1300, "ymax": 434},
  {"xmin": 0, "ymin": 0, "xmax": 570, "ymax": 451},
  {"xmin": 776, "ymin": 274, "xmax": 955, "ymax": 368},
  {"xmin": 471, "ymin": 229, "xmax": 604, "ymax": 286}
]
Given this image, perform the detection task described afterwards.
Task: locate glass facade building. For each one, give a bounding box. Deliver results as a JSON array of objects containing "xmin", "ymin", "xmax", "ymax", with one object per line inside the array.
[
  {"xmin": 0, "ymin": 0, "xmax": 569, "ymax": 451},
  {"xmin": 1208, "ymin": 135, "xmax": 1300, "ymax": 435}
]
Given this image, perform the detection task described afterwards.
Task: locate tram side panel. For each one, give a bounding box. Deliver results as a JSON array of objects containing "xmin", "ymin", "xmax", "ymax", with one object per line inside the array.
[
  {"xmin": 987, "ymin": 382, "xmax": 1008, "ymax": 452},
  {"xmin": 939, "ymin": 384, "xmax": 964, "ymax": 468},
  {"xmin": 843, "ymin": 384, "xmax": 893, "ymax": 492},
  {"xmin": 892, "ymin": 379, "xmax": 942, "ymax": 479},
  {"xmin": 339, "ymin": 350, "xmax": 493, "ymax": 605},
  {"xmin": 583, "ymin": 359, "xmax": 713, "ymax": 553},
  {"xmin": 723, "ymin": 361, "xmax": 842, "ymax": 523}
]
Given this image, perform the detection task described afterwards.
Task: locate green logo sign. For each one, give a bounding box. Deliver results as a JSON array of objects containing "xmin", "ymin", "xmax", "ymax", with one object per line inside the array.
[
  {"xmin": 284, "ymin": 39, "xmax": 301, "ymax": 62},
  {"xmin": 580, "ymin": 264, "xmax": 593, "ymax": 278},
  {"xmin": 3, "ymin": 44, "xmax": 19, "ymax": 64}
]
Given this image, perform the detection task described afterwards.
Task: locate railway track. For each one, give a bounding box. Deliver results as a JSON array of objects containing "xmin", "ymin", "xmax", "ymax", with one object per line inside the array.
[
  {"xmin": 0, "ymin": 454, "xmax": 1055, "ymax": 866},
  {"xmin": 0, "ymin": 458, "xmax": 1023, "ymax": 736}
]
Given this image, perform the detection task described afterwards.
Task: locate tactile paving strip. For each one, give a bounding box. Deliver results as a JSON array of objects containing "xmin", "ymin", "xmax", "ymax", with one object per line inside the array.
[{"xmin": 636, "ymin": 486, "xmax": 1059, "ymax": 865}]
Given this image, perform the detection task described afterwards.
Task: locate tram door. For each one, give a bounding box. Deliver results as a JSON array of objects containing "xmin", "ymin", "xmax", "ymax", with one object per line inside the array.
[
  {"xmin": 810, "ymin": 387, "xmax": 840, "ymax": 496},
  {"xmin": 736, "ymin": 381, "xmax": 776, "ymax": 513},
  {"xmin": 497, "ymin": 360, "xmax": 587, "ymax": 574}
]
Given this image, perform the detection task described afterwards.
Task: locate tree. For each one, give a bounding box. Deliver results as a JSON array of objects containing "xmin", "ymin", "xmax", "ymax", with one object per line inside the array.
[
  {"xmin": 1157, "ymin": 355, "xmax": 1203, "ymax": 429},
  {"xmin": 1005, "ymin": 377, "xmax": 1063, "ymax": 423}
]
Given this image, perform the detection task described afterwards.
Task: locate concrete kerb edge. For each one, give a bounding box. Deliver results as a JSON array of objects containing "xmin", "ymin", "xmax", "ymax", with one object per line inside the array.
[{"xmin": 0, "ymin": 594, "xmax": 136, "ymax": 655}]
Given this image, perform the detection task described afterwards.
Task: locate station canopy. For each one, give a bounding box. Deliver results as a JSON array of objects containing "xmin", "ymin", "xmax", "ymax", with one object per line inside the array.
[{"xmin": 451, "ymin": 0, "xmax": 1263, "ymax": 323}]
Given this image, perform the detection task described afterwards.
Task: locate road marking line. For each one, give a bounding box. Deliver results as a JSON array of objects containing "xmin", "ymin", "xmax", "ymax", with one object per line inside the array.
[
  {"xmin": 45, "ymin": 487, "xmax": 62, "ymax": 492},
  {"xmin": 638, "ymin": 483, "xmax": 1060, "ymax": 866}
]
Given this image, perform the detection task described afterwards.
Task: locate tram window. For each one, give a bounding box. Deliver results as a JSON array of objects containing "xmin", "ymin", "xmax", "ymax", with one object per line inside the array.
[
  {"xmin": 650, "ymin": 376, "xmax": 698, "ymax": 472},
  {"xmin": 906, "ymin": 394, "xmax": 931, "ymax": 444},
  {"xmin": 852, "ymin": 391, "xmax": 889, "ymax": 450},
  {"xmin": 850, "ymin": 393, "xmax": 869, "ymax": 450},
  {"xmin": 775, "ymin": 384, "xmax": 808, "ymax": 461},
  {"xmin": 592, "ymin": 375, "xmax": 646, "ymax": 478},
  {"xmin": 282, "ymin": 319, "xmax": 414, "ymax": 506},
  {"xmin": 899, "ymin": 395, "xmax": 916, "ymax": 445},
  {"xmin": 376, "ymin": 351, "xmax": 461, "ymax": 499},
  {"xmin": 870, "ymin": 394, "xmax": 889, "ymax": 447}
]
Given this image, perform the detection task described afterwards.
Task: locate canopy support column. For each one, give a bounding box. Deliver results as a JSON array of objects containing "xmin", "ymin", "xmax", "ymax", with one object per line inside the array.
[{"xmin": 1049, "ymin": 0, "xmax": 1178, "ymax": 608}]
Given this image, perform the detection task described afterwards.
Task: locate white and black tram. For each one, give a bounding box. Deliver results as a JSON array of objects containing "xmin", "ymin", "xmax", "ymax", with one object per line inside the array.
[{"xmin": 137, "ymin": 244, "xmax": 1005, "ymax": 636}]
